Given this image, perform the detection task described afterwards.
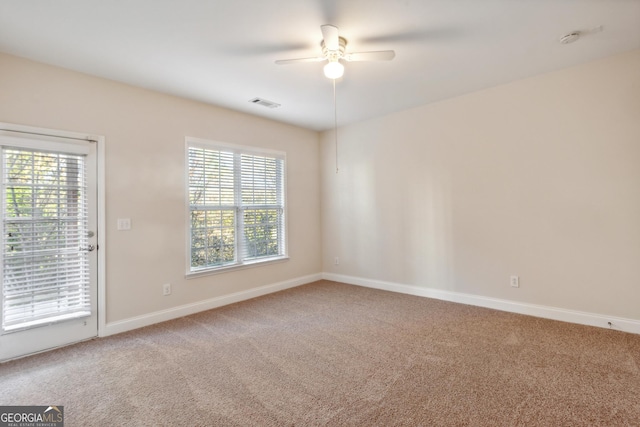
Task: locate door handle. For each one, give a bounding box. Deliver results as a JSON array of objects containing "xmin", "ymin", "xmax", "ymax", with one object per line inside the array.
[{"xmin": 81, "ymin": 245, "xmax": 96, "ymax": 252}]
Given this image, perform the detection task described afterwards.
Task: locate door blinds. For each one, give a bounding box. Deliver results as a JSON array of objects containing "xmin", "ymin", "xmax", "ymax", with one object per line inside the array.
[{"xmin": 2, "ymin": 147, "xmax": 90, "ymax": 332}]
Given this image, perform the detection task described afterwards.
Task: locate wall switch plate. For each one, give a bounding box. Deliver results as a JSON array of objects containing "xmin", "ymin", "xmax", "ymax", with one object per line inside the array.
[
  {"xmin": 510, "ymin": 275, "xmax": 520, "ymax": 288},
  {"xmin": 117, "ymin": 218, "xmax": 131, "ymax": 230},
  {"xmin": 163, "ymin": 283, "xmax": 171, "ymax": 296}
]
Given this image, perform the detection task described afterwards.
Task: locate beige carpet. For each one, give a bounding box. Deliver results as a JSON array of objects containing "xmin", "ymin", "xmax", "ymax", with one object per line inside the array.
[{"xmin": 1, "ymin": 280, "xmax": 639, "ymax": 426}]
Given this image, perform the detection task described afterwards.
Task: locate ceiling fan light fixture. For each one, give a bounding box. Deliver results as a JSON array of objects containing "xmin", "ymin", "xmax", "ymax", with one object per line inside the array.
[{"xmin": 323, "ymin": 60, "xmax": 344, "ymax": 79}]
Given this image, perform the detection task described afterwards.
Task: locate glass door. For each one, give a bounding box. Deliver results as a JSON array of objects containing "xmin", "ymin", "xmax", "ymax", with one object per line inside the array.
[{"xmin": 0, "ymin": 134, "xmax": 97, "ymax": 361}]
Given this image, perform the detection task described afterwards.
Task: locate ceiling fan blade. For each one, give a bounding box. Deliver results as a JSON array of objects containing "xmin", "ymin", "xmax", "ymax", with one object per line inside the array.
[
  {"xmin": 275, "ymin": 57, "xmax": 325, "ymax": 65},
  {"xmin": 344, "ymin": 50, "xmax": 396, "ymax": 62},
  {"xmin": 321, "ymin": 24, "xmax": 340, "ymax": 51}
]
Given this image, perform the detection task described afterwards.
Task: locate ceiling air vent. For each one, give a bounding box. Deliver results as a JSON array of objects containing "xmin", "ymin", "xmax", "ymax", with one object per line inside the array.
[{"xmin": 249, "ymin": 98, "xmax": 281, "ymax": 109}]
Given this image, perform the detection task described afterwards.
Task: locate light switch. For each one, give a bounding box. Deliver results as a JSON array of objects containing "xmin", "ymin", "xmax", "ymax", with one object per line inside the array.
[{"xmin": 117, "ymin": 218, "xmax": 131, "ymax": 230}]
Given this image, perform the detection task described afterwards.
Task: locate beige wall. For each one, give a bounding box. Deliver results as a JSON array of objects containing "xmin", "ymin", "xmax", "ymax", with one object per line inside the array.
[
  {"xmin": 0, "ymin": 52, "xmax": 321, "ymax": 324},
  {"xmin": 322, "ymin": 50, "xmax": 640, "ymax": 320},
  {"xmin": 2, "ymin": 47, "xmax": 639, "ymax": 329}
]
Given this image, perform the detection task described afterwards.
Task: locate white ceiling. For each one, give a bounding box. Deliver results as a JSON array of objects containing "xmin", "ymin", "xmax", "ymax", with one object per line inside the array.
[{"xmin": 1, "ymin": 0, "xmax": 639, "ymax": 131}]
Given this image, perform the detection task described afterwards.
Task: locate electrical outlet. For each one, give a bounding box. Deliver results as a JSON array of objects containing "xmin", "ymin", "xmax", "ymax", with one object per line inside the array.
[
  {"xmin": 163, "ymin": 283, "xmax": 171, "ymax": 296},
  {"xmin": 335, "ymin": 257, "xmax": 339, "ymax": 265},
  {"xmin": 510, "ymin": 276, "xmax": 519, "ymax": 288}
]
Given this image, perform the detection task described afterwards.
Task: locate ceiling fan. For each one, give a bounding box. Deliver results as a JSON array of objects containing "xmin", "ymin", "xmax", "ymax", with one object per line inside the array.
[{"xmin": 275, "ymin": 25, "xmax": 395, "ymax": 79}]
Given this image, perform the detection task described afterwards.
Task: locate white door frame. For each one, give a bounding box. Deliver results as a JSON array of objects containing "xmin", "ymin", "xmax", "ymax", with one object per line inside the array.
[{"xmin": 0, "ymin": 122, "xmax": 106, "ymax": 344}]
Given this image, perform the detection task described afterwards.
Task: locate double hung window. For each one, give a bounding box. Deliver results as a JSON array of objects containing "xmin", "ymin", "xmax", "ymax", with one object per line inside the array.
[{"xmin": 187, "ymin": 138, "xmax": 286, "ymax": 274}]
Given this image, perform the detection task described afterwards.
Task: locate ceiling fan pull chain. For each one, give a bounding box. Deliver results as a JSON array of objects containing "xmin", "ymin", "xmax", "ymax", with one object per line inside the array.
[{"xmin": 334, "ymin": 78, "xmax": 339, "ymax": 174}]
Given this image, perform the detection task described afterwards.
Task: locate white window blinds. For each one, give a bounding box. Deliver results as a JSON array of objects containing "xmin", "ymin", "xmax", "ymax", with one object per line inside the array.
[
  {"xmin": 187, "ymin": 140, "xmax": 286, "ymax": 273},
  {"xmin": 2, "ymin": 148, "xmax": 90, "ymax": 331},
  {"xmin": 239, "ymin": 153, "xmax": 285, "ymax": 261}
]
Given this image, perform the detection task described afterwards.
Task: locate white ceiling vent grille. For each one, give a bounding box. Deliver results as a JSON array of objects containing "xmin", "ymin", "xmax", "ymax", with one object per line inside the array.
[{"xmin": 249, "ymin": 98, "xmax": 281, "ymax": 109}]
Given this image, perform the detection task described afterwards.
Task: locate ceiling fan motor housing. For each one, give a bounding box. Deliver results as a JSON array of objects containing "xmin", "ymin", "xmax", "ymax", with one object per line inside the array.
[{"xmin": 322, "ymin": 37, "xmax": 347, "ymax": 61}]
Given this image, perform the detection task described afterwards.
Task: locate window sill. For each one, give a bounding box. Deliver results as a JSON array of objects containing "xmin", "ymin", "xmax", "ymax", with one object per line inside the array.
[{"xmin": 185, "ymin": 255, "xmax": 289, "ymax": 279}]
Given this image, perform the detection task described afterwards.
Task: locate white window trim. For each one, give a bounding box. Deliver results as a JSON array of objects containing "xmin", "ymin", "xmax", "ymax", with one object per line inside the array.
[{"xmin": 184, "ymin": 137, "xmax": 288, "ymax": 278}]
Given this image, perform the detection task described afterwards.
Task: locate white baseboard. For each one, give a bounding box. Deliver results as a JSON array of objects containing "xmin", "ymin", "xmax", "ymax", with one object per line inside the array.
[
  {"xmin": 322, "ymin": 273, "xmax": 640, "ymax": 335},
  {"xmin": 101, "ymin": 273, "xmax": 322, "ymax": 337},
  {"xmin": 102, "ymin": 272, "xmax": 640, "ymax": 337}
]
